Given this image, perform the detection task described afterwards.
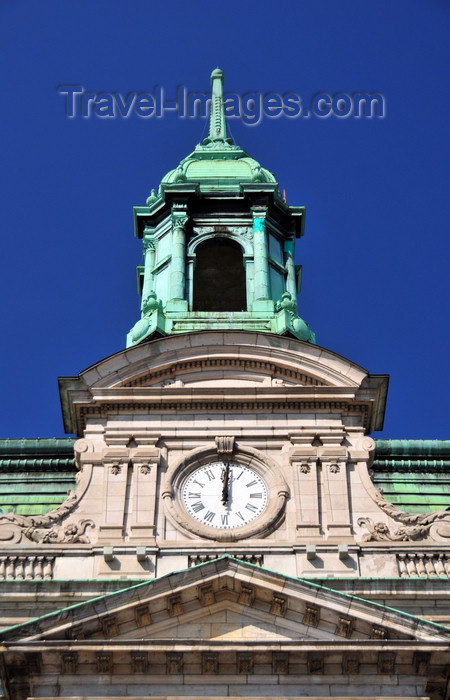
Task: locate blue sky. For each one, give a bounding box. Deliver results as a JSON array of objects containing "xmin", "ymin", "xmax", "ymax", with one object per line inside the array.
[{"xmin": 1, "ymin": 0, "xmax": 449, "ymax": 439}]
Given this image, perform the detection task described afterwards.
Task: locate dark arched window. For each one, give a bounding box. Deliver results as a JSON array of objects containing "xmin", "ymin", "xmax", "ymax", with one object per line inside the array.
[{"xmin": 193, "ymin": 237, "xmax": 246, "ymax": 312}]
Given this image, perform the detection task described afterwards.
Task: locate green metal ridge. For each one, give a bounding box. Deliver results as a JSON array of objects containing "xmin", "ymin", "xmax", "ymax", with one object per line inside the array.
[
  {"xmin": 375, "ymin": 439, "xmax": 450, "ymax": 459},
  {"xmin": 0, "ymin": 438, "xmax": 76, "ymax": 453},
  {"xmin": 0, "ymin": 439, "xmax": 76, "ymax": 473}
]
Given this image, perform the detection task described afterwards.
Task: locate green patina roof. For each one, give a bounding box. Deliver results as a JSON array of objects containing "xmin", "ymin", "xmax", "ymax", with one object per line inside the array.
[
  {"xmin": 149, "ymin": 68, "xmax": 277, "ymax": 200},
  {"xmin": 0, "ymin": 439, "xmax": 76, "ymax": 516},
  {"xmin": 0, "ymin": 439, "xmax": 448, "ymax": 517},
  {"xmin": 372, "ymin": 439, "xmax": 450, "ymax": 514}
]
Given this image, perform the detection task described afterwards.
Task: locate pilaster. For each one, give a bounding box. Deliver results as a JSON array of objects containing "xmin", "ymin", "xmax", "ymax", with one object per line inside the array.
[
  {"xmin": 320, "ymin": 438, "xmax": 352, "ymax": 539},
  {"xmin": 98, "ymin": 449, "xmax": 130, "ymax": 544},
  {"xmin": 289, "ymin": 435, "xmax": 320, "ymax": 539},
  {"xmin": 128, "ymin": 446, "xmax": 160, "ymax": 544}
]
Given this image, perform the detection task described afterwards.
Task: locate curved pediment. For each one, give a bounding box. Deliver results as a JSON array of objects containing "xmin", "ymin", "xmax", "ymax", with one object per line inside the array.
[
  {"xmin": 59, "ymin": 332, "xmax": 388, "ymax": 435},
  {"xmin": 73, "ymin": 332, "xmax": 368, "ymax": 391}
]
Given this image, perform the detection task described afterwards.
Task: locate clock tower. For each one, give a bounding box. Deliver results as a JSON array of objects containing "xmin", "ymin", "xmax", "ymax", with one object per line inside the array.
[{"xmin": 54, "ymin": 67, "xmax": 394, "ymax": 577}]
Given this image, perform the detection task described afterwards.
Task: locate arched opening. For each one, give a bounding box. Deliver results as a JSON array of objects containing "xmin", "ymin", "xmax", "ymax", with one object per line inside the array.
[{"xmin": 193, "ymin": 237, "xmax": 246, "ymax": 312}]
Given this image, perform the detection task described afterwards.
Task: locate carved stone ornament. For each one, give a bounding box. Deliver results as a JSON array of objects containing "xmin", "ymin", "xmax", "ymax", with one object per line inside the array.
[
  {"xmin": 299, "ymin": 463, "xmax": 311, "ymax": 474},
  {"xmin": 0, "ymin": 492, "xmax": 94, "ymax": 545},
  {"xmin": 329, "ymin": 463, "xmax": 340, "ymax": 474},
  {"xmin": 358, "ymin": 488, "xmax": 450, "ymax": 542},
  {"xmin": 215, "ymin": 435, "xmax": 235, "ymax": 456}
]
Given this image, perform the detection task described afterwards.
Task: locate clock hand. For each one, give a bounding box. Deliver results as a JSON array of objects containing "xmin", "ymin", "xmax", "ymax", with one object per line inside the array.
[{"xmin": 221, "ymin": 462, "xmax": 230, "ymax": 505}]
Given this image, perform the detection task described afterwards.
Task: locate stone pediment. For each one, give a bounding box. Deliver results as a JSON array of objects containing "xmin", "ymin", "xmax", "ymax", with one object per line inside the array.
[
  {"xmin": 2, "ymin": 558, "xmax": 449, "ymax": 700},
  {"xmin": 2, "ymin": 557, "xmax": 447, "ymax": 645}
]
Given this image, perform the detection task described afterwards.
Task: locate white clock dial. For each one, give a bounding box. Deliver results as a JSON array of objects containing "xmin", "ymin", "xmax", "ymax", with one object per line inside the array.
[{"xmin": 182, "ymin": 461, "xmax": 268, "ymax": 530}]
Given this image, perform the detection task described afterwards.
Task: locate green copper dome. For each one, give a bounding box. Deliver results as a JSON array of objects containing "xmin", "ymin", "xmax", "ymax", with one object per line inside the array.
[{"xmin": 149, "ymin": 68, "xmax": 277, "ymax": 201}]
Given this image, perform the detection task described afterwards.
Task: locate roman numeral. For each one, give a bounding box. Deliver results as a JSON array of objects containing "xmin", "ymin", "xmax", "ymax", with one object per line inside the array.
[
  {"xmin": 205, "ymin": 469, "xmax": 215, "ymax": 481},
  {"xmin": 191, "ymin": 501, "xmax": 205, "ymax": 513},
  {"xmin": 236, "ymin": 471, "xmax": 244, "ymax": 480},
  {"xmin": 250, "ymin": 493, "xmax": 263, "ymax": 499},
  {"xmin": 192, "ymin": 479, "xmax": 205, "ymax": 488},
  {"xmin": 188, "ymin": 492, "xmax": 201, "ymax": 499},
  {"xmin": 221, "ymin": 514, "xmax": 229, "ymax": 526},
  {"xmin": 236, "ymin": 511, "xmax": 245, "ymax": 521},
  {"xmin": 246, "ymin": 480, "xmax": 257, "ymax": 487},
  {"xmin": 245, "ymin": 503, "xmax": 258, "ymax": 512},
  {"xmin": 203, "ymin": 510, "xmax": 215, "ymax": 523}
]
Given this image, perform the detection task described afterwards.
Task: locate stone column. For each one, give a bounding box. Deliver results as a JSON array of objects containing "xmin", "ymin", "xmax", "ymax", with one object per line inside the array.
[
  {"xmin": 168, "ymin": 209, "xmax": 188, "ymax": 311},
  {"xmin": 284, "ymin": 239, "xmax": 298, "ymax": 310},
  {"xmin": 141, "ymin": 235, "xmax": 156, "ymax": 313},
  {"xmin": 251, "ymin": 207, "xmax": 273, "ymax": 311}
]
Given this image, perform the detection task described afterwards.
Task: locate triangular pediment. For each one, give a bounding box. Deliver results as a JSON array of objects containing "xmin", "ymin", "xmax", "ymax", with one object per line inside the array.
[{"xmin": 2, "ymin": 556, "xmax": 448, "ymax": 645}]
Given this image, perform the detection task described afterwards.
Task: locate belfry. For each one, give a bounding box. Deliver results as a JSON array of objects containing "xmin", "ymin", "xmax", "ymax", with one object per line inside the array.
[
  {"xmin": 127, "ymin": 67, "xmax": 315, "ymax": 345},
  {"xmin": 0, "ymin": 69, "xmax": 449, "ymax": 700}
]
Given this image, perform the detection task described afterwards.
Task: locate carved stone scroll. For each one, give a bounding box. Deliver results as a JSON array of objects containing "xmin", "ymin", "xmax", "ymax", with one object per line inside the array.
[
  {"xmin": 358, "ymin": 488, "xmax": 450, "ymax": 542},
  {"xmin": 0, "ymin": 493, "xmax": 94, "ymax": 545}
]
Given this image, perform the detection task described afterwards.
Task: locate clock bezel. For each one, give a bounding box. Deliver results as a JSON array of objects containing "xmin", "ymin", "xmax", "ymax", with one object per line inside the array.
[{"xmin": 163, "ymin": 444, "xmax": 289, "ymax": 541}]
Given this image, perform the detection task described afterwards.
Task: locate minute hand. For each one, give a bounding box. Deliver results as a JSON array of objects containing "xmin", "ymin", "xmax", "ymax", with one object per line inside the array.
[{"xmin": 221, "ymin": 464, "xmax": 230, "ymax": 505}]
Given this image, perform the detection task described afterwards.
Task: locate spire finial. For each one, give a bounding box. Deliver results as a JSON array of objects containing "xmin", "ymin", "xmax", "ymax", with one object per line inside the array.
[{"xmin": 204, "ymin": 67, "xmax": 232, "ymax": 144}]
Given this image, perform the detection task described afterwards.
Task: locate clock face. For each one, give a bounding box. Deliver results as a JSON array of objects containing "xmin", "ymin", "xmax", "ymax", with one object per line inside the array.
[{"xmin": 182, "ymin": 461, "xmax": 268, "ymax": 530}]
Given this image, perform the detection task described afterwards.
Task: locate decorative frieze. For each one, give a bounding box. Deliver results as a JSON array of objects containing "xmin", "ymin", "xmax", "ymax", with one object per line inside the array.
[
  {"xmin": 131, "ymin": 652, "xmax": 148, "ymax": 674},
  {"xmin": 343, "ymin": 653, "xmax": 359, "ymax": 674},
  {"xmin": 96, "ymin": 652, "xmax": 112, "ymax": 673},
  {"xmin": 378, "ymin": 651, "xmax": 395, "ymax": 674},
  {"xmin": 272, "ymin": 652, "xmax": 289, "ymax": 674},
  {"xmin": 237, "ymin": 653, "xmax": 254, "ymax": 674},
  {"xmin": 166, "ymin": 652, "xmax": 183, "ymax": 674},
  {"xmin": 61, "ymin": 652, "xmax": 78, "ymax": 674},
  {"xmin": 202, "ymin": 652, "xmax": 218, "ymax": 674},
  {"xmin": 415, "ymin": 651, "xmax": 430, "ymax": 674},
  {"xmin": 308, "ymin": 653, "xmax": 324, "ymax": 674}
]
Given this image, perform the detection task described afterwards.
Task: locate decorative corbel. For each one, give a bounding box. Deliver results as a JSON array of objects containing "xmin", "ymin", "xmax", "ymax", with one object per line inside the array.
[{"xmin": 215, "ymin": 436, "xmax": 235, "ymax": 458}]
